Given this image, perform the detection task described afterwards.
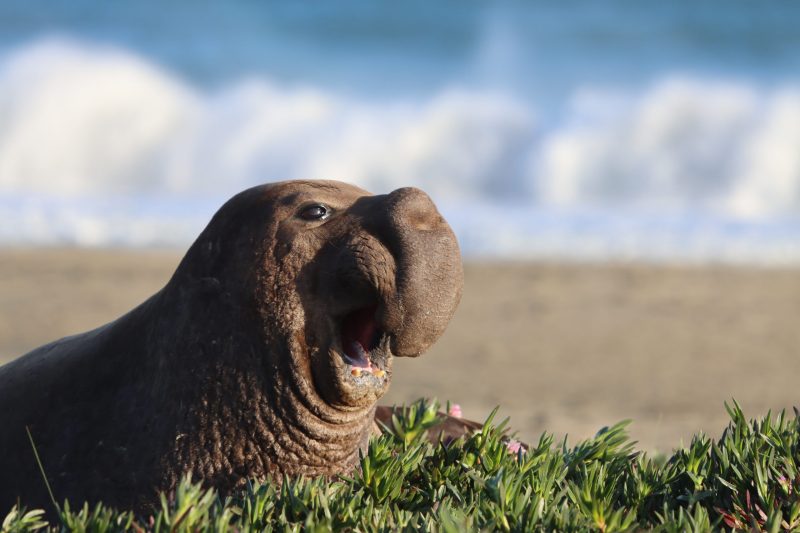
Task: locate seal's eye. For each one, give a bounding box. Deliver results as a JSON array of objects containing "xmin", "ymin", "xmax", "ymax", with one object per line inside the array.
[{"xmin": 298, "ymin": 204, "xmax": 330, "ymax": 221}]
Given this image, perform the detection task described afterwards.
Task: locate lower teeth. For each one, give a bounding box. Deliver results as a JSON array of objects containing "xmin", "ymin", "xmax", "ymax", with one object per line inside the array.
[
  {"xmin": 350, "ymin": 367, "xmax": 385, "ymax": 379},
  {"xmin": 347, "ymin": 342, "xmax": 386, "ymax": 379}
]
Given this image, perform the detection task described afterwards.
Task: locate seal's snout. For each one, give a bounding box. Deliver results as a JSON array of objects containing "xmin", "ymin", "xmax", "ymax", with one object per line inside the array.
[
  {"xmin": 300, "ymin": 181, "xmax": 462, "ymax": 406},
  {"xmin": 371, "ymin": 186, "xmax": 464, "ymax": 358}
]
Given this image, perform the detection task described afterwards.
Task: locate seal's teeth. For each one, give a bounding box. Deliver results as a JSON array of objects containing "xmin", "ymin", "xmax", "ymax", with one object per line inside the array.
[{"xmin": 349, "ymin": 364, "xmax": 381, "ymax": 378}]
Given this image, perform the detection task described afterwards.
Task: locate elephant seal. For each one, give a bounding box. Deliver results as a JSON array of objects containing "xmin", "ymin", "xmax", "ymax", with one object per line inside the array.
[{"xmin": 0, "ymin": 180, "xmax": 463, "ymax": 513}]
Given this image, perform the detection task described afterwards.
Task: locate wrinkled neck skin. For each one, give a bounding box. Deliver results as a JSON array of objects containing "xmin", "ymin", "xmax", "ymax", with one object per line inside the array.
[{"xmin": 157, "ymin": 227, "xmax": 376, "ymax": 495}]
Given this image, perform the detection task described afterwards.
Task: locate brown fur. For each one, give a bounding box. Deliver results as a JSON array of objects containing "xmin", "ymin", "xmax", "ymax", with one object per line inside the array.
[{"xmin": 0, "ymin": 180, "xmax": 463, "ymax": 513}]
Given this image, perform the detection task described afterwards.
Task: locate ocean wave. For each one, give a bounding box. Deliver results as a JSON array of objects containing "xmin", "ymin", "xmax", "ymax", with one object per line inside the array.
[
  {"xmin": 0, "ymin": 37, "xmax": 532, "ymax": 202},
  {"xmin": 1, "ymin": 38, "xmax": 799, "ymax": 260},
  {"xmin": 535, "ymin": 78, "xmax": 800, "ymax": 218}
]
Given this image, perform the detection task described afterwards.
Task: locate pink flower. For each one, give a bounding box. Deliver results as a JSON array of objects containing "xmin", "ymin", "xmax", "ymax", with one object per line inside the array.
[
  {"xmin": 448, "ymin": 404, "xmax": 462, "ymax": 418},
  {"xmin": 506, "ymin": 439, "xmax": 522, "ymax": 454}
]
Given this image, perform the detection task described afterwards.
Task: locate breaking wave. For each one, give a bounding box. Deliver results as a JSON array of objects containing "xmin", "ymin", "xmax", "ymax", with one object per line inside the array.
[{"xmin": 1, "ymin": 38, "xmax": 800, "ymax": 261}]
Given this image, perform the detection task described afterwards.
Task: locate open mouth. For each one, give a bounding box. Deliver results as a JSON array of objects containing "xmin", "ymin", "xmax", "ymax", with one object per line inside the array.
[{"xmin": 339, "ymin": 304, "xmax": 387, "ymax": 378}]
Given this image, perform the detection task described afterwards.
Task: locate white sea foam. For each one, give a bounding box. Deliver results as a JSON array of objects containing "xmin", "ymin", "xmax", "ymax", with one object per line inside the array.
[
  {"xmin": 1, "ymin": 38, "xmax": 800, "ymax": 261},
  {"xmin": 534, "ymin": 78, "xmax": 800, "ymax": 218},
  {"xmin": 0, "ymin": 38, "xmax": 531, "ymax": 201}
]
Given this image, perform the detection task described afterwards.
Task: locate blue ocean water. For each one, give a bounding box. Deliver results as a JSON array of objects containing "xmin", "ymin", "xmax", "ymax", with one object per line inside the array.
[{"xmin": 1, "ymin": 1, "xmax": 800, "ymax": 262}]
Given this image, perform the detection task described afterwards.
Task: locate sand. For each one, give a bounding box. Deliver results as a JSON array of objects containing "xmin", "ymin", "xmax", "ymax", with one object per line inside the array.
[{"xmin": 2, "ymin": 247, "xmax": 799, "ymax": 452}]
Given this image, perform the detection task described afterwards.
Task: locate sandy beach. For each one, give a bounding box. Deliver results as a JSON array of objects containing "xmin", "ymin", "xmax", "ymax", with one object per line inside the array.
[{"xmin": 1, "ymin": 248, "xmax": 799, "ymax": 452}]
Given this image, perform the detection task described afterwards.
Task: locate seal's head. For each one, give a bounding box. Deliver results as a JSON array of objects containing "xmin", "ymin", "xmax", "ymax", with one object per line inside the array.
[{"xmin": 178, "ymin": 180, "xmax": 463, "ymax": 412}]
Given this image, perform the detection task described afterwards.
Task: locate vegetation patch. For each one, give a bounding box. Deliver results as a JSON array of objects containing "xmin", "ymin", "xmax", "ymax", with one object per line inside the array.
[{"xmin": 4, "ymin": 399, "xmax": 800, "ymax": 532}]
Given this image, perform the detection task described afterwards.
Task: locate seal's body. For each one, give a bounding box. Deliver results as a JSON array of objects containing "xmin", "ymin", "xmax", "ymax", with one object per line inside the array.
[{"xmin": 0, "ymin": 181, "xmax": 463, "ymax": 512}]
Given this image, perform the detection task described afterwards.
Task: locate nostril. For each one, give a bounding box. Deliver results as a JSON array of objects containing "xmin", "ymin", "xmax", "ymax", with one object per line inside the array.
[{"xmin": 407, "ymin": 210, "xmax": 439, "ymax": 231}]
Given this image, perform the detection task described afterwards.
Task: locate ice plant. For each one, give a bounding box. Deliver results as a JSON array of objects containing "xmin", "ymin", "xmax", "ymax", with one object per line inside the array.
[{"xmin": 2, "ymin": 399, "xmax": 799, "ymax": 531}]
